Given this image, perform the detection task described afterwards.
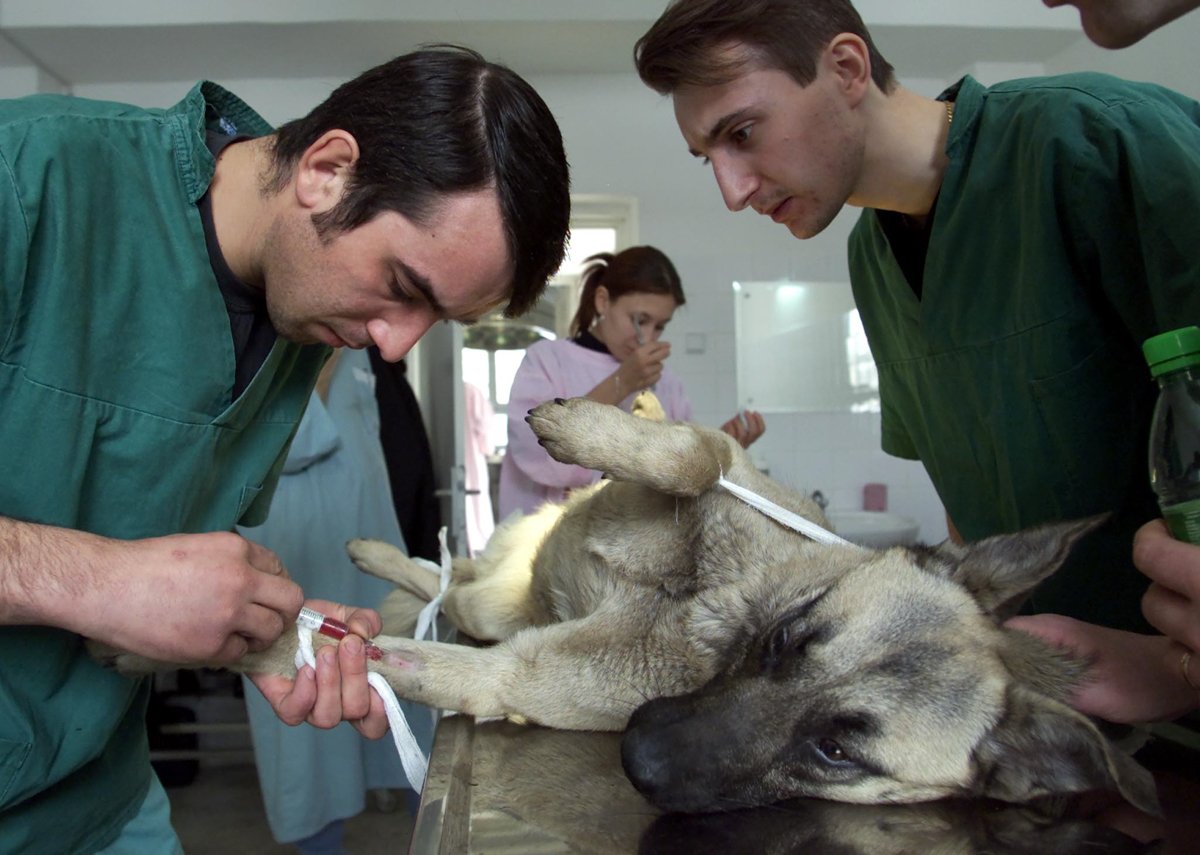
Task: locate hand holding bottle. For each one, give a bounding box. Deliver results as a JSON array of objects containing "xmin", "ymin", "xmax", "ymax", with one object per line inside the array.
[
  {"xmin": 720, "ymin": 409, "xmax": 766, "ymax": 448},
  {"xmin": 1136, "ymin": 518, "xmax": 1200, "ymax": 656},
  {"xmin": 616, "ymin": 340, "xmax": 671, "ymax": 395}
]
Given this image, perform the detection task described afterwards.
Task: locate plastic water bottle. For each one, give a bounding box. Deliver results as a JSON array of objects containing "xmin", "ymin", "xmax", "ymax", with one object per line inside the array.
[{"xmin": 1144, "ymin": 326, "xmax": 1200, "ymax": 544}]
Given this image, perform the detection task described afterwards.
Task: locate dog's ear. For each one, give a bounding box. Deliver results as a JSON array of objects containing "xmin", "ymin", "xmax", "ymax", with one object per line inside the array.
[
  {"xmin": 931, "ymin": 515, "xmax": 1107, "ymax": 619},
  {"xmin": 972, "ymin": 685, "xmax": 1161, "ymax": 817}
]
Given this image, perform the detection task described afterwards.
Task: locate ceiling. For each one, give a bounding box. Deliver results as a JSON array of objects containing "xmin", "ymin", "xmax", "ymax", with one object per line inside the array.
[{"xmin": 0, "ymin": 5, "xmax": 1088, "ymax": 87}]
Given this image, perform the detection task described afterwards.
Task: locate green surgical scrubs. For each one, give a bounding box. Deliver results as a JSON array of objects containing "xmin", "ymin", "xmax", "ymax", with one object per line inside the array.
[
  {"xmin": 0, "ymin": 83, "xmax": 327, "ymax": 853},
  {"xmin": 849, "ymin": 73, "xmax": 1200, "ymax": 631}
]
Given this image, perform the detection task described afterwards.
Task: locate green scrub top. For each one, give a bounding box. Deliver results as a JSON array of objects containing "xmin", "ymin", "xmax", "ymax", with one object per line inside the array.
[
  {"xmin": 849, "ymin": 73, "xmax": 1200, "ymax": 632},
  {"xmin": 0, "ymin": 83, "xmax": 327, "ymax": 853}
]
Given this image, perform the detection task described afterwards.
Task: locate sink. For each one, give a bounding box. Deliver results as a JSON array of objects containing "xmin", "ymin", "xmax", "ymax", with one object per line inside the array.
[{"xmin": 825, "ymin": 510, "xmax": 919, "ymax": 548}]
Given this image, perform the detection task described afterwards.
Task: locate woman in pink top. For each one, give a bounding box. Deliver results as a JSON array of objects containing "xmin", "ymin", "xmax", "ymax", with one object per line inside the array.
[{"xmin": 498, "ymin": 245, "xmax": 764, "ymax": 519}]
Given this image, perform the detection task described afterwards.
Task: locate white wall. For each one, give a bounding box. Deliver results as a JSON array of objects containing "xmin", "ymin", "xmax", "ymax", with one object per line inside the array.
[
  {"xmin": 1046, "ymin": 14, "xmax": 1200, "ymax": 99},
  {"xmin": 14, "ymin": 14, "xmax": 1200, "ymax": 546},
  {"xmin": 0, "ymin": 32, "xmax": 65, "ymax": 96}
]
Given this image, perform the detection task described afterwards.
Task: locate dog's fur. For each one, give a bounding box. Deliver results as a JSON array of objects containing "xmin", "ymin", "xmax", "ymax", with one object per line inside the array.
[{"xmin": 93, "ymin": 393, "xmax": 1159, "ymax": 816}]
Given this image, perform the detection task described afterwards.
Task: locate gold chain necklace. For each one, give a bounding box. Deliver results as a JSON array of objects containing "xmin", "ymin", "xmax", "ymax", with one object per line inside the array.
[{"xmin": 946, "ymin": 100, "xmax": 955, "ymax": 125}]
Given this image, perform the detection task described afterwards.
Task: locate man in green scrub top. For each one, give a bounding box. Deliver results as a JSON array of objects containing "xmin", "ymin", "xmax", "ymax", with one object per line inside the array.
[
  {"xmin": 996, "ymin": 0, "xmax": 1200, "ymax": 729},
  {"xmin": 634, "ymin": 1, "xmax": 1199, "ymax": 631},
  {"xmin": 0, "ymin": 46, "xmax": 569, "ymax": 854}
]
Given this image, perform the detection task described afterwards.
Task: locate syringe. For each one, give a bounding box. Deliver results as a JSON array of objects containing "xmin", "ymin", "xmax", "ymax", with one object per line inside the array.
[{"xmin": 297, "ymin": 606, "xmax": 385, "ymax": 661}]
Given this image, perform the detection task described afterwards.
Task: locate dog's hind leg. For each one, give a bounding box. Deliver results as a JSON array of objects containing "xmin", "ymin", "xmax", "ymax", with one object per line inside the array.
[
  {"xmin": 527, "ymin": 397, "xmax": 732, "ymax": 497},
  {"xmin": 346, "ymin": 538, "xmax": 443, "ymax": 602},
  {"xmin": 347, "ymin": 537, "xmax": 543, "ymax": 642},
  {"xmin": 441, "ymin": 549, "xmax": 549, "ymax": 641}
]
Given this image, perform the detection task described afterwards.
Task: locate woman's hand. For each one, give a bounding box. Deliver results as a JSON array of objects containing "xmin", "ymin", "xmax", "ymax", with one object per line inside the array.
[
  {"xmin": 619, "ymin": 341, "xmax": 671, "ymax": 393},
  {"xmin": 720, "ymin": 410, "xmax": 765, "ymax": 448},
  {"xmin": 590, "ymin": 342, "xmax": 671, "ymax": 405}
]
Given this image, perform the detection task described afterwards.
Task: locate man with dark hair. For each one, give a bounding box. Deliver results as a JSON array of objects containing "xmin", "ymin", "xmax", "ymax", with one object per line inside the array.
[
  {"xmin": 0, "ymin": 44, "xmax": 568, "ymax": 853},
  {"xmin": 635, "ymin": 1, "xmax": 1200, "ymax": 633}
]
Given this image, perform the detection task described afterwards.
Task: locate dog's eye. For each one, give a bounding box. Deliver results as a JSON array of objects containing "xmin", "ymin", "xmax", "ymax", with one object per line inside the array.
[
  {"xmin": 764, "ymin": 623, "xmax": 795, "ymax": 668},
  {"xmin": 765, "ymin": 622, "xmax": 817, "ymax": 669},
  {"xmin": 814, "ymin": 738, "xmax": 852, "ymax": 766},
  {"xmin": 763, "ymin": 592, "xmax": 829, "ymax": 670},
  {"xmin": 772, "ymin": 624, "xmax": 790, "ymax": 652}
]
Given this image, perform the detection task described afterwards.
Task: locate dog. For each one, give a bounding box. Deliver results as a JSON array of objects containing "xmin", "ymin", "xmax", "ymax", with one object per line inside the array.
[{"xmin": 93, "ymin": 393, "xmax": 1159, "ymax": 816}]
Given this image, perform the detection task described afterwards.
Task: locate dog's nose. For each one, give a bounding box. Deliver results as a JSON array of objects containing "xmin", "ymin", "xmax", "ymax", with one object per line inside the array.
[
  {"xmin": 622, "ymin": 692, "xmax": 747, "ymax": 813},
  {"xmin": 621, "ymin": 723, "xmax": 673, "ymax": 798},
  {"xmin": 622, "ymin": 695, "xmax": 711, "ymax": 808}
]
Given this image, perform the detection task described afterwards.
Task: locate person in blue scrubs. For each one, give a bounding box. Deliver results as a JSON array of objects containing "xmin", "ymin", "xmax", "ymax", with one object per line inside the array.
[
  {"xmin": 237, "ymin": 349, "xmax": 435, "ymax": 853},
  {"xmin": 0, "ymin": 46, "xmax": 569, "ymax": 854}
]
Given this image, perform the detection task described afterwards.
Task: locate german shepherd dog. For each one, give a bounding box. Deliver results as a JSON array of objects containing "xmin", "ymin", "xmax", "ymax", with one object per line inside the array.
[{"xmin": 95, "ymin": 394, "xmax": 1159, "ymax": 816}]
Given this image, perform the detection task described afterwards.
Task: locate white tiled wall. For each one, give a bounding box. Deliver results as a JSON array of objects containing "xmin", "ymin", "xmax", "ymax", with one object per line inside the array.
[
  {"xmin": 674, "ymin": 369, "xmax": 950, "ymax": 546},
  {"xmin": 750, "ymin": 411, "xmax": 948, "ymax": 545}
]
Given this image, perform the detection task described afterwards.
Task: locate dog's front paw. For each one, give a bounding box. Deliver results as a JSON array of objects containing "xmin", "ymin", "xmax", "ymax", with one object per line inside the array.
[{"xmin": 527, "ymin": 397, "xmax": 609, "ymax": 466}]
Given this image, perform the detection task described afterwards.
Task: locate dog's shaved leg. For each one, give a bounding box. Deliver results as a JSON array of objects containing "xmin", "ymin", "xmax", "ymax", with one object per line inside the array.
[{"xmin": 528, "ymin": 398, "xmax": 732, "ymax": 497}]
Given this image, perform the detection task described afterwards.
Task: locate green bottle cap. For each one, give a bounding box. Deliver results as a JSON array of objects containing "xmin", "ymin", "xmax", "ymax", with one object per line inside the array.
[{"xmin": 1143, "ymin": 326, "xmax": 1200, "ymax": 377}]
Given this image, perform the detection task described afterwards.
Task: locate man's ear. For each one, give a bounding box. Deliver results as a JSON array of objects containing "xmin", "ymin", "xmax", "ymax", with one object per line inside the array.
[
  {"xmin": 930, "ymin": 515, "xmax": 1107, "ymax": 620},
  {"xmin": 825, "ymin": 33, "xmax": 872, "ymax": 105},
  {"xmin": 293, "ymin": 129, "xmax": 360, "ymax": 214},
  {"xmin": 971, "ymin": 685, "xmax": 1161, "ymax": 817}
]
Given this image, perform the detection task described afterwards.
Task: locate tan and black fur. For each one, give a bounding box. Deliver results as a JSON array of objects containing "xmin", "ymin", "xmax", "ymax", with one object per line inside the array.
[{"xmin": 93, "ymin": 393, "xmax": 1159, "ymax": 816}]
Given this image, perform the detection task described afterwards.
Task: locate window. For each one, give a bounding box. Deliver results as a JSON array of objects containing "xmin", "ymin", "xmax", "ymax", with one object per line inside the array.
[{"xmin": 734, "ymin": 280, "xmax": 880, "ymax": 413}]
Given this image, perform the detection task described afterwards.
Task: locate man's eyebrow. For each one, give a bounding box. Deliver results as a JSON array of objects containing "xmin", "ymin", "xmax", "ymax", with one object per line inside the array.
[
  {"xmin": 688, "ymin": 107, "xmax": 753, "ymax": 157},
  {"xmin": 397, "ymin": 260, "xmax": 447, "ymax": 317},
  {"xmin": 399, "ymin": 261, "xmax": 505, "ymax": 324}
]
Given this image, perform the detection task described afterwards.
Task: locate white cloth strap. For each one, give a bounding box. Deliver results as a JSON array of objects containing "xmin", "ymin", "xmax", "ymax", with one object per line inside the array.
[
  {"xmin": 292, "ymin": 529, "xmax": 455, "ymax": 795},
  {"xmin": 411, "ymin": 528, "xmax": 453, "ymax": 644},
  {"xmin": 717, "ymin": 475, "xmax": 855, "ymax": 547},
  {"xmin": 295, "ymin": 624, "xmax": 429, "ymax": 793}
]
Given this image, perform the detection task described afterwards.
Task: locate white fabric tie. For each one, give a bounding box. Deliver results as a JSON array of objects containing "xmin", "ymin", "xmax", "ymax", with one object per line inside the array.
[
  {"xmin": 411, "ymin": 528, "xmax": 453, "ymax": 644},
  {"xmin": 717, "ymin": 475, "xmax": 856, "ymax": 547},
  {"xmin": 294, "ymin": 624, "xmax": 429, "ymax": 793},
  {"xmin": 293, "ymin": 529, "xmax": 455, "ymax": 795}
]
